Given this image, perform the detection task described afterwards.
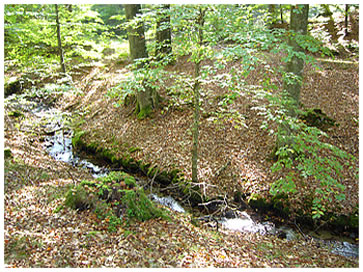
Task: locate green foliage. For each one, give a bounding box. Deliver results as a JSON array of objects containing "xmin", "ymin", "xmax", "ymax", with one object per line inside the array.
[
  {"xmin": 255, "ymin": 90, "xmax": 357, "ymax": 219},
  {"xmin": 91, "ymin": 4, "xmax": 126, "ymax": 37},
  {"xmin": 108, "ymin": 63, "xmax": 167, "ymax": 107},
  {"xmin": 4, "ymin": 4, "xmax": 111, "ymax": 74}
]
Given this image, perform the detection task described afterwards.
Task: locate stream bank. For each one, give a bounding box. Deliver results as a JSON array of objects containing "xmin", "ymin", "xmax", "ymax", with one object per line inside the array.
[
  {"xmin": 4, "ymin": 82, "xmax": 359, "ymax": 267},
  {"xmin": 39, "ymin": 109, "xmax": 358, "ymax": 259}
]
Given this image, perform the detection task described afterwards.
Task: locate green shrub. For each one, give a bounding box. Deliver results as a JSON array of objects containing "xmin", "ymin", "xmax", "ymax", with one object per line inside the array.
[{"xmin": 255, "ymin": 90, "xmax": 357, "ymax": 219}]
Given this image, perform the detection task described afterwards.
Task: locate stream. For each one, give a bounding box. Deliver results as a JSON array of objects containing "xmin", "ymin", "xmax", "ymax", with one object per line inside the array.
[{"xmin": 28, "ymin": 101, "xmax": 359, "ymax": 259}]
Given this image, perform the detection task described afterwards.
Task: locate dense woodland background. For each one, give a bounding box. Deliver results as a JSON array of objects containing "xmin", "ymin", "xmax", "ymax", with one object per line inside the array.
[{"xmin": 3, "ymin": 4, "xmax": 360, "ymax": 268}]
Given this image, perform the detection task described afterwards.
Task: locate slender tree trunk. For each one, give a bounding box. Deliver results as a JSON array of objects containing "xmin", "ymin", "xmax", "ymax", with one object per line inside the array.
[
  {"xmin": 284, "ymin": 4, "xmax": 309, "ymax": 108},
  {"xmin": 345, "ymin": 4, "xmax": 350, "ymax": 36},
  {"xmin": 191, "ymin": 7, "xmax": 206, "ymax": 184},
  {"xmin": 276, "ymin": 4, "xmax": 309, "ymax": 158},
  {"xmin": 124, "ymin": 4, "xmax": 159, "ymax": 119},
  {"xmin": 156, "ymin": 4, "xmax": 172, "ymax": 60},
  {"xmin": 55, "ymin": 4, "xmax": 66, "ymax": 74},
  {"xmin": 280, "ymin": 4, "xmax": 284, "ymax": 24}
]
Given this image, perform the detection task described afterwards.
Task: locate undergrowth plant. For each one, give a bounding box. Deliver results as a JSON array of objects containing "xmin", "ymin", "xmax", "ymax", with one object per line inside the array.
[{"xmin": 254, "ymin": 90, "xmax": 357, "ymax": 219}]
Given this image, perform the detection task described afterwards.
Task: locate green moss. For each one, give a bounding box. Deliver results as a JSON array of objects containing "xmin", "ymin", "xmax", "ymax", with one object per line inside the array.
[
  {"xmin": 121, "ymin": 188, "xmax": 166, "ymax": 221},
  {"xmin": 348, "ymin": 214, "xmax": 359, "ymax": 229},
  {"xmin": 140, "ymin": 162, "xmax": 151, "ymax": 174},
  {"xmin": 137, "ymin": 105, "xmax": 152, "ymax": 120},
  {"xmin": 96, "ymin": 171, "xmax": 137, "ymax": 188},
  {"xmin": 72, "ymin": 130, "xmax": 86, "ymax": 148},
  {"xmin": 65, "ymin": 171, "xmax": 167, "ymax": 231},
  {"xmin": 179, "ymin": 180, "xmax": 202, "ymax": 206},
  {"xmin": 8, "ymin": 110, "xmax": 23, "ymax": 118},
  {"xmin": 147, "ymin": 166, "xmax": 158, "ymax": 177}
]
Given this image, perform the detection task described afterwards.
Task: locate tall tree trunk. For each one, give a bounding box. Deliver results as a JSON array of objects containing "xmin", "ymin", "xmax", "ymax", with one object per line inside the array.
[
  {"xmin": 284, "ymin": 4, "xmax": 309, "ymax": 108},
  {"xmin": 268, "ymin": 4, "xmax": 278, "ymax": 28},
  {"xmin": 276, "ymin": 4, "xmax": 309, "ymax": 158},
  {"xmin": 280, "ymin": 4, "xmax": 284, "ymax": 24},
  {"xmin": 156, "ymin": 4, "xmax": 172, "ymax": 60},
  {"xmin": 55, "ymin": 4, "xmax": 66, "ymax": 74},
  {"xmin": 191, "ymin": 7, "xmax": 206, "ymax": 184},
  {"xmin": 124, "ymin": 4, "xmax": 159, "ymax": 119},
  {"xmin": 124, "ymin": 4, "xmax": 148, "ymax": 64}
]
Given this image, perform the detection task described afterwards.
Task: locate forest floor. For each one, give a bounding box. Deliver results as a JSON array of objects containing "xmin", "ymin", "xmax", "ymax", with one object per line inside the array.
[
  {"xmin": 67, "ymin": 52, "xmax": 359, "ymax": 216},
  {"xmin": 4, "ymin": 51, "xmax": 359, "ymax": 267}
]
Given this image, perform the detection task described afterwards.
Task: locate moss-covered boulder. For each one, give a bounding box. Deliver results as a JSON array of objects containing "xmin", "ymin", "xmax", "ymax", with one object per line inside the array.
[{"xmin": 65, "ymin": 171, "xmax": 167, "ymax": 224}]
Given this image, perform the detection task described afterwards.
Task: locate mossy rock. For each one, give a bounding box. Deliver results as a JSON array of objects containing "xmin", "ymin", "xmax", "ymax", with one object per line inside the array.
[
  {"xmin": 66, "ymin": 171, "xmax": 167, "ymax": 223},
  {"xmin": 326, "ymin": 213, "xmax": 359, "ymax": 233},
  {"xmin": 122, "ymin": 188, "xmax": 166, "ymax": 221},
  {"xmin": 139, "ymin": 162, "xmax": 151, "ymax": 174},
  {"xmin": 179, "ymin": 180, "xmax": 203, "ymax": 207},
  {"xmin": 249, "ymin": 197, "xmax": 268, "ymax": 212},
  {"xmin": 129, "ymin": 147, "xmax": 142, "ymax": 153},
  {"xmin": 170, "ymin": 169, "xmax": 182, "ymax": 183},
  {"xmin": 120, "ymin": 154, "xmax": 139, "ymax": 171},
  {"xmin": 156, "ymin": 171, "xmax": 172, "ymax": 186},
  {"xmin": 5, "ymin": 76, "xmax": 32, "ymax": 97},
  {"xmin": 147, "ymin": 165, "xmax": 158, "ymax": 177}
]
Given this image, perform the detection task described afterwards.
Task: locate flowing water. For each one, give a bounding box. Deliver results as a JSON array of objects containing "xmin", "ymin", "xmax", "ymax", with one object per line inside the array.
[{"xmin": 35, "ymin": 104, "xmax": 358, "ymax": 260}]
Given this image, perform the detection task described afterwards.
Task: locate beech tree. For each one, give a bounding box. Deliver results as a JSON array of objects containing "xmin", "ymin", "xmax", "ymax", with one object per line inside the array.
[
  {"xmin": 156, "ymin": 4, "xmax": 172, "ymax": 60},
  {"xmin": 124, "ymin": 4, "xmax": 160, "ymax": 118},
  {"xmin": 191, "ymin": 7, "xmax": 206, "ymax": 184},
  {"xmin": 124, "ymin": 4, "xmax": 148, "ymax": 63},
  {"xmin": 284, "ymin": 4, "xmax": 309, "ymax": 108}
]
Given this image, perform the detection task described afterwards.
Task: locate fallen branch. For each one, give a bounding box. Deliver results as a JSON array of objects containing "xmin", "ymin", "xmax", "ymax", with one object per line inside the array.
[{"xmin": 214, "ymin": 160, "xmax": 231, "ymax": 177}]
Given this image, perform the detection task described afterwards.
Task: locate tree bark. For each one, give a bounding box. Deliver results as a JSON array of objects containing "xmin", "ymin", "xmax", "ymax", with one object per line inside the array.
[
  {"xmin": 268, "ymin": 4, "xmax": 278, "ymax": 28},
  {"xmin": 124, "ymin": 4, "xmax": 148, "ymax": 65},
  {"xmin": 284, "ymin": 4, "xmax": 309, "ymax": 108},
  {"xmin": 275, "ymin": 5, "xmax": 309, "ymax": 158},
  {"xmin": 55, "ymin": 4, "xmax": 66, "ymax": 74},
  {"xmin": 191, "ymin": 7, "xmax": 206, "ymax": 184},
  {"xmin": 124, "ymin": 4, "xmax": 159, "ymax": 119},
  {"xmin": 345, "ymin": 4, "xmax": 350, "ymax": 36},
  {"xmin": 156, "ymin": 4, "xmax": 172, "ymax": 60}
]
